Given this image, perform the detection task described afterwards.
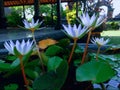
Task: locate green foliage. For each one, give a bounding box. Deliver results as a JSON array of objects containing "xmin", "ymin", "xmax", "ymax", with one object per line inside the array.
[
  {"xmin": 76, "ymin": 60, "xmax": 115, "ymax": 83},
  {"xmin": 6, "ymin": 55, "xmax": 17, "ymax": 61},
  {"xmin": 66, "ymin": 10, "xmax": 76, "ymax": 24},
  {"xmin": 10, "ymin": 6, "xmax": 34, "ymax": 19},
  {"xmin": 47, "ymin": 56, "xmax": 63, "ymax": 71},
  {"xmin": 40, "ymin": 52, "xmax": 49, "ymax": 66},
  {"xmin": 33, "ymin": 56, "xmax": 68, "ymax": 90},
  {"xmin": 56, "ymin": 38, "xmax": 70, "ymax": 48},
  {"xmin": 6, "ymin": 11, "xmax": 23, "ymax": 27},
  {"xmin": 44, "ymin": 15, "xmax": 57, "ymax": 26},
  {"xmin": 4, "ymin": 84, "xmax": 18, "ymax": 90},
  {"xmin": 65, "ymin": 3, "xmax": 82, "ymax": 24},
  {"xmin": 2, "ymin": 3, "xmax": 118, "ymax": 89},
  {"xmin": 75, "ymin": 45, "xmax": 84, "ymax": 53},
  {"xmin": 40, "ymin": 5, "xmax": 52, "ymax": 16},
  {"xmin": 40, "ymin": 4, "xmax": 65, "ymax": 26},
  {"xmin": 0, "ymin": 38, "xmax": 117, "ymax": 90},
  {"xmin": 13, "ymin": 47, "xmax": 22, "ymax": 57},
  {"xmin": 111, "ymin": 22, "xmax": 119, "ymax": 30},
  {"xmin": 10, "ymin": 6, "xmax": 23, "ymax": 15},
  {"xmin": 106, "ymin": 21, "xmax": 120, "ymax": 30},
  {"xmin": 45, "ymin": 45, "xmax": 63, "ymax": 56},
  {"xmin": 25, "ymin": 68, "xmax": 39, "ymax": 79},
  {"xmin": 0, "ymin": 63, "xmax": 12, "ymax": 71},
  {"xmin": 90, "ymin": 53, "xmax": 120, "ymax": 77},
  {"xmin": 3, "ymin": 50, "xmax": 33, "ymax": 77}
]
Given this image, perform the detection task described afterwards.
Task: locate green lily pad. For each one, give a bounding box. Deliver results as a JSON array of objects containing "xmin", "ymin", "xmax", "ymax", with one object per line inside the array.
[
  {"xmin": 76, "ymin": 60, "xmax": 115, "ymax": 83},
  {"xmin": 33, "ymin": 56, "xmax": 68, "ymax": 90}
]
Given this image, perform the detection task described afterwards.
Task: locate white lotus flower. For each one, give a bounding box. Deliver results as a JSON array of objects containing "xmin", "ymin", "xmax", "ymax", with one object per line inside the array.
[
  {"xmin": 4, "ymin": 40, "xmax": 15, "ymax": 55},
  {"xmin": 91, "ymin": 37, "xmax": 109, "ymax": 46},
  {"xmin": 23, "ymin": 18, "xmax": 43, "ymax": 31},
  {"xmin": 4, "ymin": 40, "xmax": 34, "ymax": 55},
  {"xmin": 79, "ymin": 12, "xmax": 106, "ymax": 28},
  {"xmin": 62, "ymin": 24, "xmax": 88, "ymax": 39}
]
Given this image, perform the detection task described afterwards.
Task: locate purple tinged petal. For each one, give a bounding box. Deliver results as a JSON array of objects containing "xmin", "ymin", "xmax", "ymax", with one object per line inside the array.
[
  {"xmin": 4, "ymin": 41, "xmax": 12, "ymax": 54},
  {"xmin": 22, "ymin": 43, "xmax": 27, "ymax": 55},
  {"xmin": 31, "ymin": 18, "xmax": 35, "ymax": 26},
  {"xmin": 62, "ymin": 26, "xmax": 67, "ymax": 36},
  {"xmin": 90, "ymin": 13, "xmax": 96, "ymax": 25},
  {"xmin": 67, "ymin": 24, "xmax": 73, "ymax": 37},
  {"xmin": 78, "ymin": 24, "xmax": 82, "ymax": 30},
  {"xmin": 86, "ymin": 13, "xmax": 90, "ymax": 21},
  {"xmin": 23, "ymin": 20, "xmax": 30, "ymax": 28},
  {"xmin": 24, "ymin": 40, "xmax": 33, "ymax": 54},
  {"xmin": 39, "ymin": 20, "xmax": 44, "ymax": 26},
  {"xmin": 16, "ymin": 40, "xmax": 22, "ymax": 54},
  {"xmin": 77, "ymin": 24, "xmax": 82, "ymax": 37},
  {"xmin": 82, "ymin": 14, "xmax": 89, "ymax": 26},
  {"xmin": 21, "ymin": 40, "xmax": 26, "ymax": 54},
  {"xmin": 91, "ymin": 37, "xmax": 97, "ymax": 45},
  {"xmin": 4, "ymin": 42, "xmax": 14, "ymax": 54},
  {"xmin": 4, "ymin": 39, "xmax": 33, "ymax": 55},
  {"xmin": 23, "ymin": 18, "xmax": 40, "ymax": 29},
  {"xmin": 91, "ymin": 37, "xmax": 109, "ymax": 46},
  {"xmin": 9, "ymin": 40, "xmax": 15, "ymax": 52},
  {"xmin": 21, "ymin": 40, "xmax": 25, "ymax": 48},
  {"xmin": 34, "ymin": 19, "xmax": 39, "ymax": 26},
  {"xmin": 26, "ymin": 40, "xmax": 30, "ymax": 46},
  {"xmin": 63, "ymin": 24, "xmax": 88, "ymax": 39},
  {"xmin": 63, "ymin": 24, "xmax": 73, "ymax": 37},
  {"xmin": 62, "ymin": 24, "xmax": 71, "ymax": 37},
  {"xmin": 80, "ymin": 15, "xmax": 85, "ymax": 23},
  {"xmin": 62, "ymin": 24, "xmax": 68, "ymax": 32},
  {"xmin": 96, "ymin": 15, "xmax": 106, "ymax": 27},
  {"xmin": 79, "ymin": 12, "xmax": 106, "ymax": 28},
  {"xmin": 72, "ymin": 24, "xmax": 78, "ymax": 37}
]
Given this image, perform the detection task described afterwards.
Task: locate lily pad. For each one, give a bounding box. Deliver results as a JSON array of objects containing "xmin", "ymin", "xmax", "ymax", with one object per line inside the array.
[
  {"xmin": 33, "ymin": 56, "xmax": 68, "ymax": 90},
  {"xmin": 76, "ymin": 60, "xmax": 115, "ymax": 83}
]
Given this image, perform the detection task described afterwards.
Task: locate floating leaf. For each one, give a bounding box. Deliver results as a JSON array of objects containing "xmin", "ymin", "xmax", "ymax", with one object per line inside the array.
[
  {"xmin": 4, "ymin": 50, "xmax": 33, "ymax": 77},
  {"xmin": 76, "ymin": 60, "xmax": 115, "ymax": 83},
  {"xmin": 47, "ymin": 56, "xmax": 63, "ymax": 71},
  {"xmin": 10, "ymin": 58, "xmax": 20, "ymax": 68},
  {"xmin": 6, "ymin": 55, "xmax": 17, "ymax": 61},
  {"xmin": 0, "ymin": 63, "xmax": 12, "ymax": 71},
  {"xmin": 33, "ymin": 56, "xmax": 68, "ymax": 90},
  {"xmin": 25, "ymin": 59, "xmax": 39, "ymax": 67},
  {"xmin": 45, "ymin": 45, "xmax": 63, "ymax": 56},
  {"xmin": 4, "ymin": 84, "xmax": 18, "ymax": 90},
  {"xmin": 25, "ymin": 68, "xmax": 39, "ymax": 79},
  {"xmin": 109, "ymin": 45, "xmax": 120, "ymax": 50}
]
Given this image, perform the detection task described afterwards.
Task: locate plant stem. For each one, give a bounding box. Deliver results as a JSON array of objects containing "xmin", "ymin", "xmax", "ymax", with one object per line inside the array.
[
  {"xmin": 81, "ymin": 31, "xmax": 92, "ymax": 64},
  {"xmin": 32, "ymin": 32, "xmax": 45, "ymax": 72},
  {"xmin": 68, "ymin": 38, "xmax": 77, "ymax": 64},
  {"xmin": 96, "ymin": 46, "xmax": 101, "ymax": 60},
  {"xmin": 100, "ymin": 83, "xmax": 106, "ymax": 90},
  {"xmin": 19, "ymin": 55, "xmax": 29, "ymax": 90}
]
